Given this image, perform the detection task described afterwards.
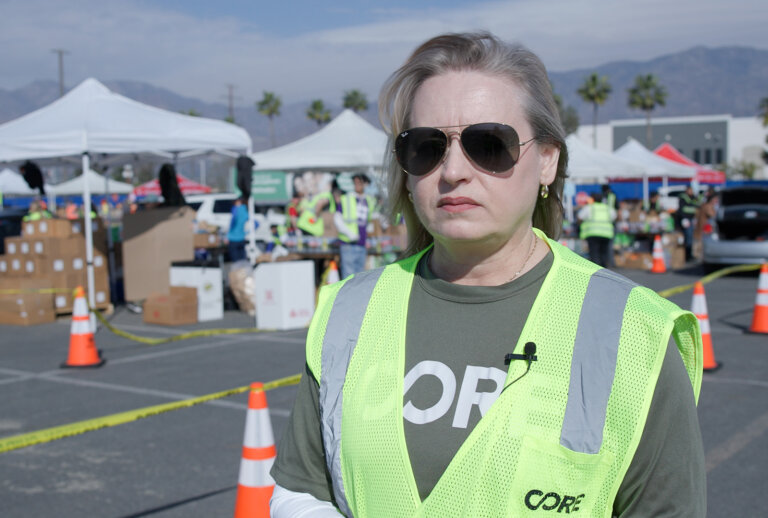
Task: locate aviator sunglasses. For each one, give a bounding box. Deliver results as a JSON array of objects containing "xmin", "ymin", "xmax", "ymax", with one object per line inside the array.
[{"xmin": 394, "ymin": 122, "xmax": 536, "ymax": 177}]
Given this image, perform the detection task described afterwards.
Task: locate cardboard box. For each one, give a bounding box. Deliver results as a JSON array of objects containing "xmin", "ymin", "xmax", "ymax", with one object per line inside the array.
[
  {"xmin": 123, "ymin": 207, "xmax": 195, "ymax": 301},
  {"xmin": 4, "ymin": 236, "xmax": 30, "ymax": 257},
  {"xmin": 617, "ymin": 252, "xmax": 654, "ymax": 270},
  {"xmin": 22, "ymin": 219, "xmax": 74, "ymax": 239},
  {"xmin": 0, "ymin": 291, "xmax": 55, "ymax": 326},
  {"xmin": 50, "ymin": 269, "xmax": 110, "ymax": 312},
  {"xmin": 170, "ymin": 263, "xmax": 223, "ymax": 322},
  {"xmin": 143, "ymin": 286, "xmax": 198, "ymax": 326},
  {"xmin": 193, "ymin": 233, "xmax": 221, "ymax": 249},
  {"xmin": 27, "ymin": 235, "xmax": 85, "ymax": 258},
  {"xmin": 253, "ymin": 261, "xmax": 315, "ymax": 330}
]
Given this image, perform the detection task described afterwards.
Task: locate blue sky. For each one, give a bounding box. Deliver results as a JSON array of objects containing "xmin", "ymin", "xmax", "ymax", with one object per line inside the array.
[{"xmin": 2, "ymin": 0, "xmax": 767, "ymax": 106}]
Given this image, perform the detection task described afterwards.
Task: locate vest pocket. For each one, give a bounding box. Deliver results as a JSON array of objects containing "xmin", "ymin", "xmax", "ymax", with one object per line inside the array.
[{"xmin": 508, "ymin": 435, "xmax": 614, "ymax": 515}]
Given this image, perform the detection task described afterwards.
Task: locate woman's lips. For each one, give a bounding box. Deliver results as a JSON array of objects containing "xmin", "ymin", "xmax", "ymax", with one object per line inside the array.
[{"xmin": 437, "ymin": 196, "xmax": 480, "ymax": 212}]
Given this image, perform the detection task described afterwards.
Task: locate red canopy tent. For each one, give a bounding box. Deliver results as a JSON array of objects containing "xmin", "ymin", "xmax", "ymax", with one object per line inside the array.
[
  {"xmin": 133, "ymin": 174, "xmax": 212, "ymax": 197},
  {"xmin": 653, "ymin": 143, "xmax": 726, "ymax": 184}
]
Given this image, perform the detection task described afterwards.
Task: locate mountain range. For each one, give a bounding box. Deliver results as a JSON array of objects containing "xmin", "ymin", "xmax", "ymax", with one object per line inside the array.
[{"xmin": 1, "ymin": 45, "xmax": 765, "ymax": 152}]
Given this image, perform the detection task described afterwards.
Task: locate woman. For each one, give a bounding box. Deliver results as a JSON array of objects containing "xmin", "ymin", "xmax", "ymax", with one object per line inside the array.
[{"xmin": 270, "ymin": 32, "xmax": 705, "ymax": 517}]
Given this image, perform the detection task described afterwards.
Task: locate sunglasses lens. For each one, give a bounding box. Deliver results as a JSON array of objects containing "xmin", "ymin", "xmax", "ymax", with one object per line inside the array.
[
  {"xmin": 395, "ymin": 127, "xmax": 447, "ymax": 176},
  {"xmin": 461, "ymin": 123, "xmax": 520, "ymax": 173}
]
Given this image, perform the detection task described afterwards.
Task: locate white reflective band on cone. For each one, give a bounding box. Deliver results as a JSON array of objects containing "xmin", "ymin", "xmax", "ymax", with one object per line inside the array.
[
  {"xmin": 692, "ymin": 295, "xmax": 707, "ymax": 314},
  {"xmin": 71, "ymin": 320, "xmax": 91, "ymax": 335},
  {"xmin": 238, "ymin": 457, "xmax": 275, "ymax": 488},
  {"xmin": 756, "ymin": 293, "xmax": 768, "ymax": 306},
  {"xmin": 243, "ymin": 408, "xmax": 274, "ymax": 448},
  {"xmin": 697, "ymin": 318, "xmax": 711, "ymax": 334}
]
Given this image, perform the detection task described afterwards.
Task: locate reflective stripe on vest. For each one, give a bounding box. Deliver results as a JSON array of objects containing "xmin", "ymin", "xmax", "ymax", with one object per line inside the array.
[
  {"xmin": 580, "ymin": 202, "xmax": 614, "ymax": 239},
  {"xmin": 561, "ymin": 268, "xmax": 635, "ymax": 453},
  {"xmin": 319, "ymin": 267, "xmax": 384, "ymax": 517}
]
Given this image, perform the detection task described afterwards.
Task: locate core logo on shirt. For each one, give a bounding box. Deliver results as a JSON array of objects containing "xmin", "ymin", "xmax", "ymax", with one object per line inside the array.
[{"xmin": 524, "ymin": 490, "xmax": 585, "ymax": 513}]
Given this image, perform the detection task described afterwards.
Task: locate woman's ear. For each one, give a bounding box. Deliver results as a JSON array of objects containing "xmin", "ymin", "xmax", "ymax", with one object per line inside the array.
[{"xmin": 538, "ymin": 143, "xmax": 560, "ymax": 186}]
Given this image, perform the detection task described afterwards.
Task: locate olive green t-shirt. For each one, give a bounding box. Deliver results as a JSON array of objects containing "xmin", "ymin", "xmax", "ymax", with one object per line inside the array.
[{"xmin": 271, "ymin": 251, "xmax": 706, "ymax": 516}]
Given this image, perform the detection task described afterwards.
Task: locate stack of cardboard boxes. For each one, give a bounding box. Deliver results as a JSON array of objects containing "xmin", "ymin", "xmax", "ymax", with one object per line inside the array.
[{"xmin": 0, "ymin": 218, "xmax": 110, "ymax": 325}]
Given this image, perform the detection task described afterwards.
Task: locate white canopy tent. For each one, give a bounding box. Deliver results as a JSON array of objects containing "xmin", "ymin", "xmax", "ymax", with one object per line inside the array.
[
  {"xmin": 566, "ymin": 135, "xmax": 646, "ymax": 181},
  {"xmin": 48, "ymin": 169, "xmax": 134, "ymax": 195},
  {"xmin": 0, "ymin": 78, "xmax": 252, "ymax": 319},
  {"xmin": 613, "ymin": 138, "xmax": 698, "ymax": 206},
  {"xmin": 250, "ymin": 109, "xmax": 388, "ymax": 172},
  {"xmin": 613, "ymin": 138, "xmax": 696, "ymax": 179},
  {"xmin": 0, "ymin": 168, "xmax": 44, "ymax": 195},
  {"xmin": 564, "ymin": 135, "xmax": 648, "ymax": 221}
]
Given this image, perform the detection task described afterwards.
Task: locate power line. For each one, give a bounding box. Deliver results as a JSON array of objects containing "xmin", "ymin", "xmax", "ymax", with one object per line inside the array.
[{"xmin": 51, "ymin": 48, "xmax": 69, "ymax": 97}]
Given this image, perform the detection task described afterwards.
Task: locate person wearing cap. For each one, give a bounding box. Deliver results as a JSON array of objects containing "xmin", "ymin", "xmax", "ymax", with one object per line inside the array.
[{"xmin": 334, "ymin": 173, "xmax": 377, "ymax": 278}]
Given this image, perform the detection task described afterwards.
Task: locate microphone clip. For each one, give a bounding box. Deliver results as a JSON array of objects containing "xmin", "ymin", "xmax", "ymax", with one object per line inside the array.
[{"xmin": 504, "ymin": 342, "xmax": 538, "ymax": 365}]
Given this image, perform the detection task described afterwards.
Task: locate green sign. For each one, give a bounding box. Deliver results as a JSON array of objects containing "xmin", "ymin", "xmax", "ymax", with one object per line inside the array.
[
  {"xmin": 231, "ymin": 168, "xmax": 289, "ymax": 201},
  {"xmin": 251, "ymin": 171, "xmax": 289, "ymax": 201}
]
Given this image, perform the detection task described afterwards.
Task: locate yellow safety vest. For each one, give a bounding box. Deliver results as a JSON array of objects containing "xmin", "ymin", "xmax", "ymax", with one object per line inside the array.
[
  {"xmin": 338, "ymin": 193, "xmax": 375, "ymax": 243},
  {"xmin": 306, "ymin": 231, "xmax": 701, "ymax": 517},
  {"xmin": 580, "ymin": 202, "xmax": 615, "ymax": 240}
]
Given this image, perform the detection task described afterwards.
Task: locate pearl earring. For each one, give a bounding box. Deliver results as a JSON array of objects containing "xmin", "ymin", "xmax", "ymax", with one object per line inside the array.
[
  {"xmin": 408, "ymin": 192, "xmax": 414, "ymax": 202},
  {"xmin": 540, "ymin": 184, "xmax": 549, "ymax": 199}
]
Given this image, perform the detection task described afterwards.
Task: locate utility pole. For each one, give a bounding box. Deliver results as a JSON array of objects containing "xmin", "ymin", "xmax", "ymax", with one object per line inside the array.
[
  {"xmin": 221, "ymin": 84, "xmax": 241, "ymax": 122},
  {"xmin": 51, "ymin": 48, "xmax": 69, "ymax": 97}
]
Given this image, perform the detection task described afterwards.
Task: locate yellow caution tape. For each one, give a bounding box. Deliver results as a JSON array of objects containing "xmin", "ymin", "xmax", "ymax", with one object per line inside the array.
[
  {"xmin": 90, "ymin": 306, "xmax": 280, "ymax": 345},
  {"xmin": 0, "ymin": 373, "xmax": 301, "ymax": 454},
  {"xmin": 656, "ymin": 263, "xmax": 762, "ymax": 299},
  {"xmin": 0, "ymin": 288, "xmax": 72, "ymax": 295}
]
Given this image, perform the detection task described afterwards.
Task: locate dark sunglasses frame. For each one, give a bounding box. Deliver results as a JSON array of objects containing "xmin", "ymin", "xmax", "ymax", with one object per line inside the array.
[{"xmin": 394, "ymin": 122, "xmax": 536, "ymax": 177}]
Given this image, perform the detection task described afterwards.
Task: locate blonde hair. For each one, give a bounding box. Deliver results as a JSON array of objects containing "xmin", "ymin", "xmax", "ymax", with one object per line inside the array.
[{"xmin": 378, "ymin": 32, "xmax": 569, "ymax": 257}]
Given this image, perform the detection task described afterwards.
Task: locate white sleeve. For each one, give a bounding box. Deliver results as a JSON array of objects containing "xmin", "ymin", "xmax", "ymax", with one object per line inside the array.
[
  {"xmin": 334, "ymin": 211, "xmax": 355, "ymax": 240},
  {"xmin": 270, "ymin": 484, "xmax": 343, "ymax": 517}
]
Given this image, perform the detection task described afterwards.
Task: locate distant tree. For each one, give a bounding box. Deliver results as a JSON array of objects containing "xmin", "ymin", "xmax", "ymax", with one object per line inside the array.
[
  {"xmin": 256, "ymin": 91, "xmax": 282, "ymax": 147},
  {"xmin": 224, "ymin": 115, "xmax": 236, "ymax": 124},
  {"xmin": 627, "ymin": 74, "xmax": 667, "ymax": 148},
  {"xmin": 343, "ymin": 89, "xmax": 368, "ymax": 112},
  {"xmin": 307, "ymin": 99, "xmax": 331, "ymax": 126},
  {"xmin": 577, "ymin": 73, "xmax": 612, "ymax": 148},
  {"xmin": 725, "ymin": 159, "xmax": 758, "ymax": 180},
  {"xmin": 183, "ymin": 109, "xmax": 201, "ymax": 117},
  {"xmin": 553, "ymin": 93, "xmax": 580, "ymax": 136}
]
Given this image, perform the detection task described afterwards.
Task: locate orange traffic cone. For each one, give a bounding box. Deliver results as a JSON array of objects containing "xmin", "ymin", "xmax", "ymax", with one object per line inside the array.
[
  {"xmin": 61, "ymin": 286, "xmax": 105, "ymax": 368},
  {"xmin": 692, "ymin": 281, "xmax": 721, "ymax": 372},
  {"xmin": 650, "ymin": 235, "xmax": 666, "ymax": 273},
  {"xmin": 326, "ymin": 260, "xmax": 340, "ymax": 285},
  {"xmin": 749, "ymin": 262, "xmax": 768, "ymax": 334},
  {"xmin": 234, "ymin": 382, "xmax": 276, "ymax": 518}
]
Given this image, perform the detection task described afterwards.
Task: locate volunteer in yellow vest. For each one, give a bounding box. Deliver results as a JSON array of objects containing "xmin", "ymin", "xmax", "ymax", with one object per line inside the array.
[
  {"xmin": 578, "ymin": 192, "xmax": 616, "ymax": 268},
  {"xmin": 334, "ymin": 173, "xmax": 376, "ymax": 278},
  {"xmin": 270, "ymin": 32, "xmax": 705, "ymax": 517},
  {"xmin": 22, "ymin": 200, "xmax": 52, "ymax": 221}
]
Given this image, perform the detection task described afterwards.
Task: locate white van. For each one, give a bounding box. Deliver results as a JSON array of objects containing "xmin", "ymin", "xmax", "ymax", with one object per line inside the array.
[{"xmin": 186, "ymin": 193, "xmax": 286, "ymax": 242}]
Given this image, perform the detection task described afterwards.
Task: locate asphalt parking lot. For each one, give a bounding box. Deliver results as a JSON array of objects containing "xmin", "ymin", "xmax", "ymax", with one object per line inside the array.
[{"xmin": 0, "ymin": 264, "xmax": 766, "ymax": 517}]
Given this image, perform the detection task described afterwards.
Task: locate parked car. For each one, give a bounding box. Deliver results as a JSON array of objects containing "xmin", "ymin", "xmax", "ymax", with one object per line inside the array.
[
  {"xmin": 185, "ymin": 193, "xmax": 286, "ymax": 243},
  {"xmin": 703, "ymin": 186, "xmax": 768, "ymax": 268}
]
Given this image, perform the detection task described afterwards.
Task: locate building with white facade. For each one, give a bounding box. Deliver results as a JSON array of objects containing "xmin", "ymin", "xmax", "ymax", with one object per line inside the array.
[{"xmin": 575, "ymin": 114, "xmax": 768, "ymax": 178}]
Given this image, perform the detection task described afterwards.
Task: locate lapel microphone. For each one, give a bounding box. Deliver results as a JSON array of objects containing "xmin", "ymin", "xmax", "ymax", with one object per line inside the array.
[{"xmin": 504, "ymin": 342, "xmax": 538, "ymax": 365}]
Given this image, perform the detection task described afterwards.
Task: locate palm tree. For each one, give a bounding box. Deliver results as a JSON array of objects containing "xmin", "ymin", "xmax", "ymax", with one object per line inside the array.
[
  {"xmin": 256, "ymin": 91, "xmax": 282, "ymax": 148},
  {"xmin": 759, "ymin": 97, "xmax": 768, "ymax": 126},
  {"xmin": 307, "ymin": 99, "xmax": 331, "ymax": 126},
  {"xmin": 627, "ymin": 74, "xmax": 667, "ymax": 148},
  {"xmin": 577, "ymin": 73, "xmax": 612, "ymax": 148},
  {"xmin": 343, "ymin": 89, "xmax": 368, "ymax": 112}
]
